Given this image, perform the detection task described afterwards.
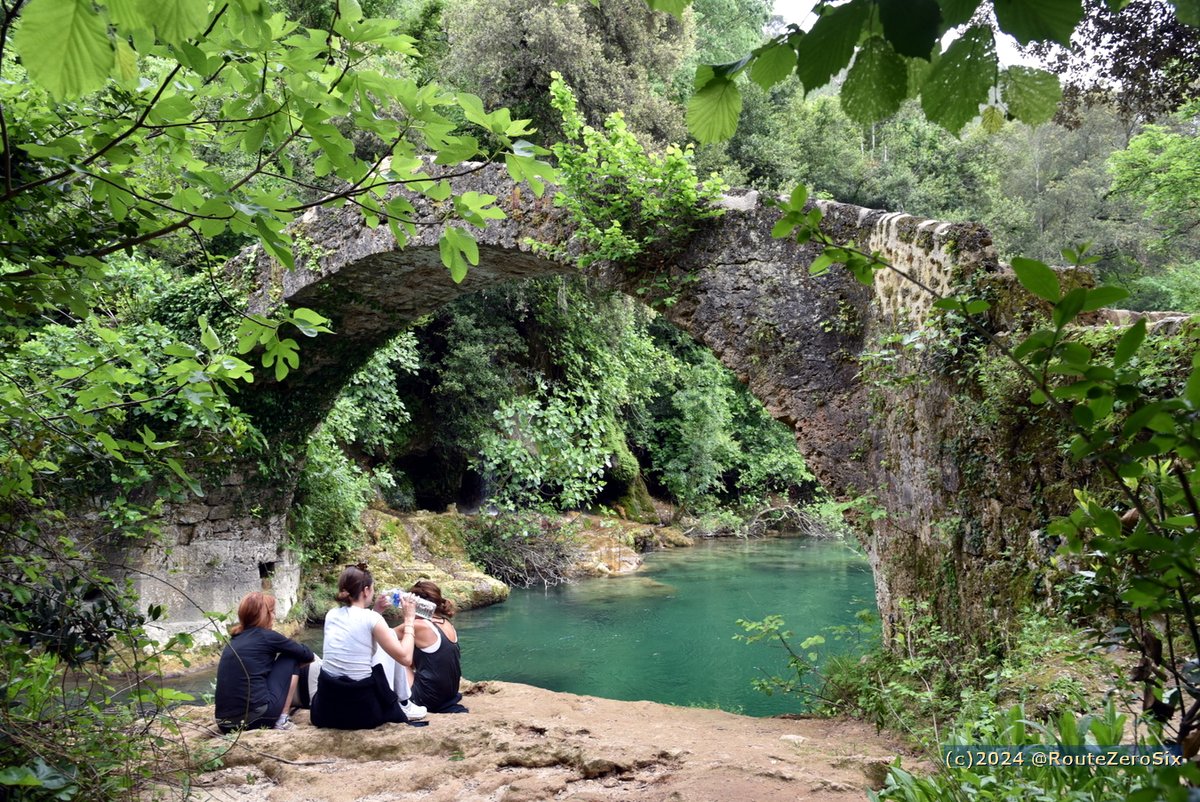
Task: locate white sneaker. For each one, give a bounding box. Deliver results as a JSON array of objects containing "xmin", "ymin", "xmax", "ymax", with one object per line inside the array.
[{"xmin": 401, "ymin": 700, "xmax": 427, "ymax": 721}]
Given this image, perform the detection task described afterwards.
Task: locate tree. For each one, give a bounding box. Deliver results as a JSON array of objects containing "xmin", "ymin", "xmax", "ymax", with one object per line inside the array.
[
  {"xmin": 439, "ymin": 0, "xmax": 693, "ymax": 144},
  {"xmin": 0, "ymin": 0, "xmax": 552, "ymax": 794},
  {"xmin": 1026, "ymin": 0, "xmax": 1200, "ymax": 128},
  {"xmin": 0, "ymin": 0, "xmax": 552, "ymax": 503},
  {"xmin": 976, "ymin": 106, "xmax": 1150, "ymax": 277},
  {"xmin": 689, "ymin": 0, "xmax": 770, "ymax": 63},
  {"xmin": 675, "ymin": 0, "xmax": 1199, "ymax": 142},
  {"xmin": 1109, "ymin": 107, "xmax": 1200, "ymax": 247}
]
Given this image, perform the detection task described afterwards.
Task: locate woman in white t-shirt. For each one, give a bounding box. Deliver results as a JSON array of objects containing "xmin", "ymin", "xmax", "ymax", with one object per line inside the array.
[{"xmin": 310, "ymin": 564, "xmax": 424, "ymax": 729}]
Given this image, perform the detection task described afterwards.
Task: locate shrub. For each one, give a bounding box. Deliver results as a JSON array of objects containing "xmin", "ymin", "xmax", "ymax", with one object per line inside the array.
[
  {"xmin": 290, "ymin": 426, "xmax": 373, "ymax": 567},
  {"xmin": 543, "ymin": 72, "xmax": 725, "ymax": 268}
]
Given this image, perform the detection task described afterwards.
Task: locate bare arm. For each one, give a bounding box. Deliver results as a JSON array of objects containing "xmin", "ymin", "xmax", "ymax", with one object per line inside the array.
[
  {"xmin": 372, "ymin": 597, "xmax": 417, "ymax": 666},
  {"xmin": 412, "ymin": 618, "xmax": 438, "ymax": 650}
]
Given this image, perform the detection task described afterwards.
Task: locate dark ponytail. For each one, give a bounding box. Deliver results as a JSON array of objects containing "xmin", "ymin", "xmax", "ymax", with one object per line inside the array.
[
  {"xmin": 409, "ymin": 580, "xmax": 456, "ymax": 619},
  {"xmin": 336, "ymin": 565, "xmax": 373, "ymax": 605}
]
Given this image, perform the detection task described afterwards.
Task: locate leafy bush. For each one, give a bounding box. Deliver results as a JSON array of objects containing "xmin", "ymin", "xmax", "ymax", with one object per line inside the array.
[
  {"xmin": 1129, "ymin": 261, "xmax": 1200, "ymax": 313},
  {"xmin": 631, "ymin": 322, "xmax": 814, "ymax": 514},
  {"xmin": 325, "ymin": 332, "xmax": 419, "ymax": 456},
  {"xmin": 0, "ymin": 543, "xmax": 202, "ymax": 801},
  {"xmin": 475, "ymin": 383, "xmax": 609, "ymax": 511},
  {"xmin": 738, "ymin": 602, "xmax": 1122, "ymax": 753},
  {"xmin": 544, "ymin": 72, "xmax": 725, "ymax": 268},
  {"xmin": 874, "ymin": 703, "xmax": 1196, "ymax": 802},
  {"xmin": 290, "ymin": 426, "xmax": 373, "ymax": 567}
]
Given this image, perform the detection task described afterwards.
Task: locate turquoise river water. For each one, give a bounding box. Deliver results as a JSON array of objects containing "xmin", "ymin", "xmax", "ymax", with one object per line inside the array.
[
  {"xmin": 175, "ymin": 536, "xmax": 875, "ymax": 717},
  {"xmin": 452, "ymin": 536, "xmax": 874, "ymax": 716}
]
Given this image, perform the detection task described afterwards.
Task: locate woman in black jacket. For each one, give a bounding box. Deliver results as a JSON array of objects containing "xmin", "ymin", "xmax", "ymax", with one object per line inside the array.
[{"xmin": 214, "ymin": 592, "xmax": 314, "ymax": 733}]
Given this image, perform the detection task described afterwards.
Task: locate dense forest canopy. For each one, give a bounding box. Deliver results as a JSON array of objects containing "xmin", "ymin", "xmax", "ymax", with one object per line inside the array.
[{"xmin": 1, "ymin": 0, "xmax": 1200, "ymax": 797}]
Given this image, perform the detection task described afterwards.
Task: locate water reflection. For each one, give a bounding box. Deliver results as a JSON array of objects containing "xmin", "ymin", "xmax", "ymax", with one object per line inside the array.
[
  {"xmin": 454, "ymin": 536, "xmax": 874, "ymax": 716},
  {"xmin": 166, "ymin": 536, "xmax": 875, "ymax": 716}
]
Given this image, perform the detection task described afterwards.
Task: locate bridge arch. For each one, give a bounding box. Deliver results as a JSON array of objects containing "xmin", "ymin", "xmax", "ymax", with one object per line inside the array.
[{"xmin": 132, "ymin": 163, "xmax": 1002, "ymax": 641}]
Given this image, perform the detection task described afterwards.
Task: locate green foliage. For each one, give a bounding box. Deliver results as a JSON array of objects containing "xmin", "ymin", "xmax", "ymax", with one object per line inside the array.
[
  {"xmin": 0, "ymin": 653, "xmax": 142, "ymax": 800},
  {"xmin": 873, "ymin": 702, "xmax": 1190, "ymax": 802},
  {"xmin": 290, "ymin": 425, "xmax": 374, "ymax": 567},
  {"xmin": 689, "ymin": 0, "xmax": 769, "ymax": 64},
  {"xmin": 326, "ymin": 332, "xmax": 420, "ymax": 456},
  {"xmin": 628, "ymin": 319, "xmax": 814, "ymax": 514},
  {"xmin": 0, "ymin": 0, "xmax": 553, "ymax": 527},
  {"xmin": 462, "ymin": 512, "xmax": 584, "ymax": 587},
  {"xmin": 1129, "ymin": 262, "xmax": 1200, "ymax": 313},
  {"xmin": 439, "ymin": 0, "xmax": 692, "ymax": 145},
  {"xmin": 545, "ymin": 73, "xmax": 726, "ymax": 268},
  {"xmin": 289, "ymin": 331, "xmax": 420, "ymax": 566},
  {"xmin": 1, "ymin": 253, "xmax": 263, "ymax": 505},
  {"xmin": 0, "ymin": 534, "xmax": 204, "ymax": 800},
  {"xmin": 352, "ymin": 275, "xmax": 810, "ymax": 522},
  {"xmin": 1109, "ymin": 106, "xmax": 1200, "ymax": 253},
  {"xmin": 739, "ymin": 601, "xmax": 1124, "ymax": 773},
  {"xmin": 679, "ymin": 0, "xmax": 1070, "ymax": 140},
  {"xmin": 643, "ymin": 357, "xmax": 740, "ymax": 506},
  {"xmin": 476, "ymin": 382, "xmax": 609, "ymax": 511}
]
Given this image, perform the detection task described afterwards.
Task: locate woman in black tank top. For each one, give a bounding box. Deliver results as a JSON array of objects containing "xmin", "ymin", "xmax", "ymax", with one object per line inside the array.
[{"xmin": 407, "ymin": 581, "xmax": 467, "ymax": 713}]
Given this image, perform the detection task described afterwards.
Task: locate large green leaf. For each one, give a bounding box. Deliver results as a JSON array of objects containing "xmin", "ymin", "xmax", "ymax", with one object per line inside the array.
[
  {"xmin": 114, "ymin": 38, "xmax": 139, "ymax": 82},
  {"xmin": 142, "ymin": 0, "xmax": 210, "ymax": 46},
  {"xmin": 980, "ymin": 104, "xmax": 1005, "ymax": 132},
  {"xmin": 749, "ymin": 42, "xmax": 797, "ymax": 90},
  {"xmin": 1001, "ymin": 66, "xmax": 1063, "ymax": 125},
  {"xmin": 687, "ymin": 75, "xmax": 742, "ymax": 144},
  {"xmin": 107, "ymin": 0, "xmax": 146, "ymax": 31},
  {"xmin": 794, "ymin": 0, "xmax": 871, "ymax": 92},
  {"xmin": 1113, "ymin": 319, "xmax": 1146, "ymax": 368},
  {"xmin": 1171, "ymin": 0, "xmax": 1200, "ymax": 25},
  {"xmin": 919, "ymin": 26, "xmax": 997, "ymax": 132},
  {"xmin": 993, "ymin": 0, "xmax": 1084, "ymax": 46},
  {"xmin": 840, "ymin": 37, "xmax": 908, "ymax": 125},
  {"xmin": 937, "ymin": 0, "xmax": 982, "ymax": 28},
  {"xmin": 13, "ymin": 0, "xmax": 113, "ymax": 99},
  {"xmin": 647, "ymin": 0, "xmax": 691, "ymax": 16},
  {"xmin": 1011, "ymin": 256, "xmax": 1061, "ymax": 302},
  {"xmin": 880, "ymin": 0, "xmax": 942, "ymax": 58}
]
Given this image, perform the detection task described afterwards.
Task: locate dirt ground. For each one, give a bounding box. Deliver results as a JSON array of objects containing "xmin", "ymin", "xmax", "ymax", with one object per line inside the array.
[{"xmin": 166, "ymin": 680, "xmax": 916, "ymax": 802}]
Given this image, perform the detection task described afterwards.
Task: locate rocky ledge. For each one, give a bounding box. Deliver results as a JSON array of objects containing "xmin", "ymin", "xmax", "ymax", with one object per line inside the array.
[{"xmin": 170, "ymin": 681, "xmax": 910, "ymax": 801}]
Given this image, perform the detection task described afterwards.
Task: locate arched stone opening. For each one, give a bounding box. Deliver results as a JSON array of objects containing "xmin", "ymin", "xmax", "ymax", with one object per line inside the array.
[{"xmin": 125, "ymin": 163, "xmax": 1002, "ymax": 643}]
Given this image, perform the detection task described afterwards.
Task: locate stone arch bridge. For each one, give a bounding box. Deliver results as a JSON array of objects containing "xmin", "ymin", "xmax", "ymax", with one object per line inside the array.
[{"xmin": 131, "ymin": 162, "xmax": 1051, "ymax": 643}]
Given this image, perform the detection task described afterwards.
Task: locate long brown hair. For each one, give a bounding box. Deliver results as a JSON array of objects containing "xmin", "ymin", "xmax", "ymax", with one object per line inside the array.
[
  {"xmin": 409, "ymin": 580, "xmax": 456, "ymax": 619},
  {"xmin": 230, "ymin": 592, "xmax": 275, "ymax": 635},
  {"xmin": 336, "ymin": 564, "xmax": 373, "ymax": 605}
]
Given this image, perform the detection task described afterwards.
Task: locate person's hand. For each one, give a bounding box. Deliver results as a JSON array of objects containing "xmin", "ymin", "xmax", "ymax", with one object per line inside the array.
[{"xmin": 400, "ymin": 596, "xmax": 417, "ymax": 626}]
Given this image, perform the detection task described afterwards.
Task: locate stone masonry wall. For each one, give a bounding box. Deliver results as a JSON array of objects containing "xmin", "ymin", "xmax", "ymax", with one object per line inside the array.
[{"xmin": 132, "ymin": 161, "xmax": 1140, "ymax": 647}]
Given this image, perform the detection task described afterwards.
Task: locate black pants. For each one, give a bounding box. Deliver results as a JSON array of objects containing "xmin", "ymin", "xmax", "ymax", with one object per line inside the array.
[
  {"xmin": 310, "ymin": 664, "xmax": 407, "ymax": 730},
  {"xmin": 218, "ymin": 654, "xmax": 300, "ymax": 733}
]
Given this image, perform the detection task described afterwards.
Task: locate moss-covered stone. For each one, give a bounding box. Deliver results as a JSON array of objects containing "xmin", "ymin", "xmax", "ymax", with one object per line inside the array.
[
  {"xmin": 614, "ymin": 474, "xmax": 657, "ymax": 524},
  {"xmin": 604, "ymin": 425, "xmax": 640, "ymax": 486},
  {"xmin": 299, "ymin": 509, "xmax": 507, "ymax": 620}
]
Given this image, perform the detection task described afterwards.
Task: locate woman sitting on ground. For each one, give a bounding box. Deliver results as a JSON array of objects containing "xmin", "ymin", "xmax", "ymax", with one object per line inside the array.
[
  {"xmin": 214, "ymin": 592, "xmax": 314, "ymax": 733},
  {"xmin": 310, "ymin": 564, "xmax": 426, "ymax": 729},
  {"xmin": 407, "ymin": 580, "xmax": 467, "ymax": 714}
]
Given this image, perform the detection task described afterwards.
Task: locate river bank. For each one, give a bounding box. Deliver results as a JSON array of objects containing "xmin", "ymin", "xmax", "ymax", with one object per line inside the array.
[{"xmin": 166, "ymin": 679, "xmax": 913, "ymax": 801}]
